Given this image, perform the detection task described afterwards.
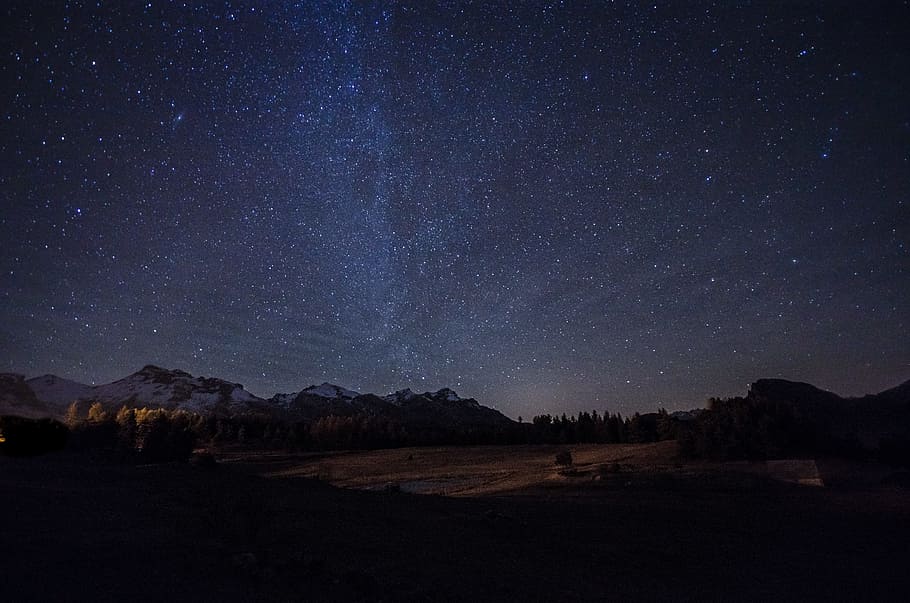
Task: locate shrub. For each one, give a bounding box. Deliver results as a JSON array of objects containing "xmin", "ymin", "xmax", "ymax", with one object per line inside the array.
[{"xmin": 555, "ymin": 449, "xmax": 573, "ymax": 467}]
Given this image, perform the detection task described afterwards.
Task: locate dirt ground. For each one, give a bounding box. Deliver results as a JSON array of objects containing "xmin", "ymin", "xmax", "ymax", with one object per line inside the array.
[{"xmin": 3, "ymin": 444, "xmax": 910, "ymax": 601}]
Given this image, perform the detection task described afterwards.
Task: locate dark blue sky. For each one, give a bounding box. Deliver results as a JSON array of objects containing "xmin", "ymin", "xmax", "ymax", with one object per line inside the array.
[{"xmin": 1, "ymin": 1, "xmax": 908, "ymax": 418}]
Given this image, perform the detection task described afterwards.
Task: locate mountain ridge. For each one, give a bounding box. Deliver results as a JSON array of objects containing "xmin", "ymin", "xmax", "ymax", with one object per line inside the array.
[
  {"xmin": 0, "ymin": 366, "xmax": 511, "ymax": 429},
  {"xmin": 3, "ymin": 370, "xmax": 908, "ymax": 433},
  {"xmin": 743, "ymin": 377, "xmax": 910, "ymax": 447}
]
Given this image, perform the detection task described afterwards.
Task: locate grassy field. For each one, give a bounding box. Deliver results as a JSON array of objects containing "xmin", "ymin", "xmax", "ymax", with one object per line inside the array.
[
  {"xmin": 225, "ymin": 440, "xmax": 899, "ymax": 496},
  {"xmin": 3, "ymin": 444, "xmax": 909, "ymax": 601},
  {"xmin": 227, "ymin": 441, "xmax": 691, "ymax": 495}
]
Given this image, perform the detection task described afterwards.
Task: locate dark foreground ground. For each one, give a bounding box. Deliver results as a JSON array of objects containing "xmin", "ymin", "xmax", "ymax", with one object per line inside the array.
[{"xmin": 2, "ymin": 450, "xmax": 909, "ymax": 602}]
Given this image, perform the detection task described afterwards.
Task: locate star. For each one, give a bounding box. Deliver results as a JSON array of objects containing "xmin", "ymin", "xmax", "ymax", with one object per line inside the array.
[{"xmin": 0, "ymin": 1, "xmax": 907, "ymax": 418}]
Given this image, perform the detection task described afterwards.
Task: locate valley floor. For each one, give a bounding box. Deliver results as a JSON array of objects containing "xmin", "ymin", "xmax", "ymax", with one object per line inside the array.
[{"xmin": 2, "ymin": 444, "xmax": 909, "ymax": 601}]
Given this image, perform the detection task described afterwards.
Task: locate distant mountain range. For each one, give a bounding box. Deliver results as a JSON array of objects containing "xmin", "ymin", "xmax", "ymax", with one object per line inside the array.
[
  {"xmin": 3, "ymin": 368, "xmax": 908, "ymax": 442},
  {"xmin": 0, "ymin": 365, "xmax": 512, "ymax": 430}
]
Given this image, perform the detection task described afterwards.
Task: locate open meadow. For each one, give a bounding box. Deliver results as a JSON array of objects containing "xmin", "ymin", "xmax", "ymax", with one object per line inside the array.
[{"xmin": 230, "ymin": 441, "xmax": 686, "ymax": 496}]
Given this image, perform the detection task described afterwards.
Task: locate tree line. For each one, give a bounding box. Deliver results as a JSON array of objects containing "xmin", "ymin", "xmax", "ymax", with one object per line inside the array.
[
  {"xmin": 65, "ymin": 402, "xmax": 198, "ymax": 461},
  {"xmin": 5, "ymin": 403, "xmax": 678, "ymax": 459},
  {"xmin": 5, "ymin": 395, "xmax": 906, "ymax": 468},
  {"xmin": 522, "ymin": 410, "xmax": 677, "ymax": 444},
  {"xmin": 59, "ymin": 401, "xmax": 521, "ymax": 458}
]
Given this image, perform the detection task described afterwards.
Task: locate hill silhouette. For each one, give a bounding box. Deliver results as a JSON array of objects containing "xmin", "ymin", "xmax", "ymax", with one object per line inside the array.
[{"xmin": 679, "ymin": 378, "xmax": 910, "ymax": 463}]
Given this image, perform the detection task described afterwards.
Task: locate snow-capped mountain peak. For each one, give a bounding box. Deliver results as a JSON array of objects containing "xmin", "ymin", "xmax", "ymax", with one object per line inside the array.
[
  {"xmin": 433, "ymin": 388, "xmax": 461, "ymax": 402},
  {"xmin": 384, "ymin": 388, "xmax": 417, "ymax": 404},
  {"xmin": 383, "ymin": 387, "xmax": 467, "ymax": 404},
  {"xmin": 4, "ymin": 367, "xmax": 509, "ymax": 427},
  {"xmin": 301, "ymin": 382, "xmax": 360, "ymax": 400},
  {"xmin": 91, "ymin": 366, "xmax": 263, "ymax": 413},
  {"xmin": 270, "ymin": 392, "xmax": 297, "ymax": 407}
]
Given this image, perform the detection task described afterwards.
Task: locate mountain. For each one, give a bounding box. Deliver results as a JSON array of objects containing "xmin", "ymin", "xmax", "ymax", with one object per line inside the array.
[
  {"xmin": 269, "ymin": 384, "xmax": 387, "ymax": 420},
  {"xmin": 384, "ymin": 388, "xmax": 418, "ymax": 404},
  {"xmin": 748, "ymin": 379, "xmax": 843, "ymax": 407},
  {"xmin": 3, "ymin": 366, "xmax": 269, "ymax": 418},
  {"xmin": 384, "ymin": 387, "xmax": 466, "ymax": 404},
  {"xmin": 875, "ymin": 379, "xmax": 910, "ymax": 404},
  {"xmin": 89, "ymin": 365, "xmax": 268, "ymax": 414},
  {"xmin": 3, "ymin": 366, "xmax": 513, "ymax": 430},
  {"xmin": 303, "ymin": 382, "xmax": 360, "ymax": 399},
  {"xmin": 0, "ymin": 373, "xmax": 52, "ymax": 419},
  {"xmin": 26, "ymin": 374, "xmax": 94, "ymax": 412},
  {"xmin": 746, "ymin": 377, "xmax": 910, "ymax": 447},
  {"xmin": 270, "ymin": 384, "xmax": 512, "ymax": 429},
  {"xmin": 669, "ymin": 409, "xmax": 704, "ymax": 422},
  {"xmin": 748, "ymin": 378, "xmax": 910, "ymax": 406},
  {"xmin": 385, "ymin": 388, "xmax": 510, "ymax": 431},
  {"xmin": 269, "ymin": 382, "xmax": 363, "ymax": 414}
]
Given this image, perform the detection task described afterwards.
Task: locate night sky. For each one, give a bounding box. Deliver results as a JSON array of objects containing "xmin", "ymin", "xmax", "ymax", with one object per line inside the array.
[{"xmin": 1, "ymin": 2, "xmax": 908, "ymax": 418}]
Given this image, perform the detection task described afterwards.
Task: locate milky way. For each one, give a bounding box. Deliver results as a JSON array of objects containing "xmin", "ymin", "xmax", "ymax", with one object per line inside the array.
[{"xmin": 1, "ymin": 2, "xmax": 908, "ymax": 417}]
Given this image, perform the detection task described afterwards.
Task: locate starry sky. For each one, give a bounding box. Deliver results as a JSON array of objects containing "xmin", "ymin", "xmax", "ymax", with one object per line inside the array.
[{"xmin": 1, "ymin": 1, "xmax": 908, "ymax": 418}]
